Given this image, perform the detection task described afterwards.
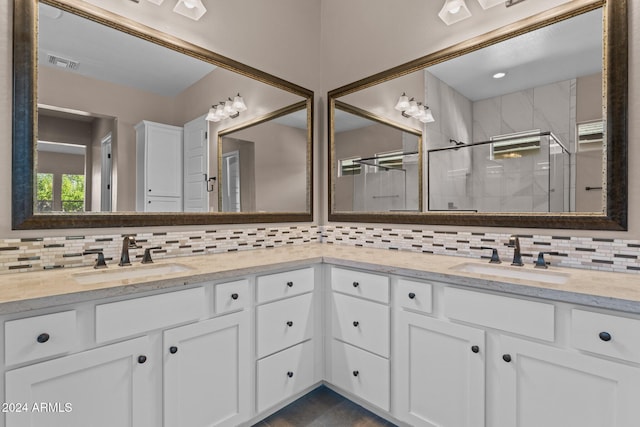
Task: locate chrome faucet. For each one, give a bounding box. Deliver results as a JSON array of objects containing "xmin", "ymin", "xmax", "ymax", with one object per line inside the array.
[
  {"xmin": 508, "ymin": 235, "xmax": 524, "ymax": 266},
  {"xmin": 118, "ymin": 236, "xmax": 139, "ymax": 266}
]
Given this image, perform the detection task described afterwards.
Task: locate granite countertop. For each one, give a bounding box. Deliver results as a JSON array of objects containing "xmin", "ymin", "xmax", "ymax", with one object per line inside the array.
[{"xmin": 1, "ymin": 243, "xmax": 640, "ymax": 315}]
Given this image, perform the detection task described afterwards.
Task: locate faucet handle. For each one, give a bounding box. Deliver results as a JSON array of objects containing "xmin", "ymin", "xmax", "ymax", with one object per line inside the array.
[
  {"xmin": 481, "ymin": 247, "xmax": 501, "ymax": 264},
  {"xmin": 534, "ymin": 252, "xmax": 558, "ymax": 269},
  {"xmin": 141, "ymin": 247, "xmax": 162, "ymax": 264},
  {"xmin": 83, "ymin": 250, "xmax": 108, "ymax": 269}
]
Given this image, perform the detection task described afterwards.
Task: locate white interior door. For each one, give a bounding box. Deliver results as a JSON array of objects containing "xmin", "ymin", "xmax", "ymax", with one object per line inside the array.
[
  {"xmin": 183, "ymin": 115, "xmax": 209, "ymax": 212},
  {"xmin": 222, "ymin": 151, "xmax": 240, "ymax": 212},
  {"xmin": 100, "ymin": 133, "xmax": 112, "ymax": 212}
]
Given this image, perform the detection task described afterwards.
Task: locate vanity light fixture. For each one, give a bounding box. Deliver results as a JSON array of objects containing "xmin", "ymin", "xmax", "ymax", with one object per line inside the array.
[
  {"xmin": 394, "ymin": 93, "xmax": 435, "ymax": 123},
  {"xmin": 438, "ymin": 0, "xmax": 472, "ymax": 25},
  {"xmin": 206, "ymin": 93, "xmax": 247, "ymax": 122},
  {"xmin": 476, "ymin": 0, "xmax": 504, "ymax": 9},
  {"xmin": 173, "ymin": 0, "xmax": 207, "ymax": 21}
]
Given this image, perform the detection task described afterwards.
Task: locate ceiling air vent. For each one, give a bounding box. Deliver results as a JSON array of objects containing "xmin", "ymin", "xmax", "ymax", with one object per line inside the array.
[{"xmin": 47, "ymin": 54, "xmax": 80, "ymax": 71}]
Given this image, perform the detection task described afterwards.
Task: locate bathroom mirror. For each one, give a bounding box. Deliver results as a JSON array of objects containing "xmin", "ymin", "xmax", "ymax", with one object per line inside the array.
[
  {"xmin": 13, "ymin": 0, "xmax": 314, "ymax": 229},
  {"xmin": 332, "ymin": 101, "xmax": 422, "ymax": 213},
  {"xmin": 329, "ymin": 0, "xmax": 627, "ymax": 230},
  {"xmin": 218, "ymin": 102, "xmax": 311, "ymax": 213}
]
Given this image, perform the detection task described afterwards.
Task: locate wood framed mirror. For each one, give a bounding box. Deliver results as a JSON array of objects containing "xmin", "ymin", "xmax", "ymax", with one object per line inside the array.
[
  {"xmin": 13, "ymin": 0, "xmax": 314, "ymax": 229},
  {"xmin": 328, "ymin": 0, "xmax": 627, "ymax": 230}
]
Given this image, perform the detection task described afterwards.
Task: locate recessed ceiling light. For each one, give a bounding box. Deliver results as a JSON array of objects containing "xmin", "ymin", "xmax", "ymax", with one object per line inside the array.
[{"xmin": 493, "ymin": 72, "xmax": 507, "ymax": 79}]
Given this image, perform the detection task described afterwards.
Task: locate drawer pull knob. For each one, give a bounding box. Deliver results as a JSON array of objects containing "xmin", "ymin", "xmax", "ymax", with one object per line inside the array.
[
  {"xmin": 231, "ymin": 293, "xmax": 239, "ymax": 300},
  {"xmin": 138, "ymin": 355, "xmax": 147, "ymax": 364},
  {"xmin": 408, "ymin": 292, "xmax": 416, "ymax": 299},
  {"xmin": 287, "ymin": 371, "xmax": 294, "ymax": 378},
  {"xmin": 353, "ymin": 281, "xmax": 360, "ymax": 288},
  {"xmin": 36, "ymin": 333, "xmax": 50, "ymax": 344},
  {"xmin": 353, "ymin": 321, "xmax": 359, "ymax": 327},
  {"xmin": 471, "ymin": 345, "xmax": 480, "ymax": 354},
  {"xmin": 169, "ymin": 346, "xmax": 178, "ymax": 354},
  {"xmin": 287, "ymin": 281, "xmax": 294, "ymax": 288},
  {"xmin": 502, "ymin": 354, "xmax": 512, "ymax": 363},
  {"xmin": 352, "ymin": 370, "xmax": 359, "ymax": 377},
  {"xmin": 599, "ymin": 331, "xmax": 612, "ymax": 342},
  {"xmin": 286, "ymin": 321, "xmax": 294, "ymax": 327}
]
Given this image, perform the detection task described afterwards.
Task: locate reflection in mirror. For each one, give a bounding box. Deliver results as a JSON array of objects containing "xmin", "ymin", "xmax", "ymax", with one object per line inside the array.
[
  {"xmin": 333, "ymin": 103, "xmax": 422, "ymax": 212},
  {"xmin": 329, "ymin": 1, "xmax": 627, "ymax": 230},
  {"xmin": 218, "ymin": 103, "xmax": 310, "ymax": 213},
  {"xmin": 15, "ymin": 0, "xmax": 313, "ymax": 228}
]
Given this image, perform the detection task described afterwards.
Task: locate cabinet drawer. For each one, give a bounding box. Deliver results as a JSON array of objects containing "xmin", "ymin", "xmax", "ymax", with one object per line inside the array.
[
  {"xmin": 257, "ymin": 340, "xmax": 315, "ymax": 412},
  {"xmin": 256, "ymin": 268, "xmax": 314, "ymax": 304},
  {"xmin": 214, "ymin": 279, "xmax": 249, "ymax": 314},
  {"xmin": 444, "ymin": 287, "xmax": 555, "ymax": 341},
  {"xmin": 571, "ymin": 309, "xmax": 640, "ymax": 363},
  {"xmin": 96, "ymin": 287, "xmax": 205, "ymax": 343},
  {"xmin": 5, "ymin": 310, "xmax": 77, "ymax": 366},
  {"xmin": 331, "ymin": 340, "xmax": 390, "ymax": 411},
  {"xmin": 395, "ymin": 278, "xmax": 433, "ymax": 313},
  {"xmin": 332, "ymin": 293, "xmax": 389, "ymax": 358},
  {"xmin": 257, "ymin": 293, "xmax": 314, "ymax": 358},
  {"xmin": 331, "ymin": 267, "xmax": 389, "ymax": 303}
]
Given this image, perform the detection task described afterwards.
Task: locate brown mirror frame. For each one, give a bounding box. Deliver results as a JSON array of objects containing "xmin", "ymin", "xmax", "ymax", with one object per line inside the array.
[
  {"xmin": 328, "ymin": 0, "xmax": 627, "ymax": 230},
  {"xmin": 12, "ymin": 0, "xmax": 314, "ymax": 229}
]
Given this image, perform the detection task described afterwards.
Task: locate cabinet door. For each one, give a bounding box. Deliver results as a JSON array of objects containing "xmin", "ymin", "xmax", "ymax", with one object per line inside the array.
[
  {"xmin": 5, "ymin": 336, "xmax": 153, "ymax": 427},
  {"xmin": 164, "ymin": 311, "xmax": 250, "ymax": 427},
  {"xmin": 498, "ymin": 335, "xmax": 640, "ymax": 427},
  {"xmin": 146, "ymin": 124, "xmax": 182, "ymax": 197},
  {"xmin": 395, "ymin": 311, "xmax": 485, "ymax": 427}
]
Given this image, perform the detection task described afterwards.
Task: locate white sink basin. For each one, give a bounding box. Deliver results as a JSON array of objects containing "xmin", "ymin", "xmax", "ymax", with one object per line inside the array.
[
  {"xmin": 73, "ymin": 263, "xmax": 193, "ymax": 285},
  {"xmin": 450, "ymin": 262, "xmax": 569, "ymax": 285}
]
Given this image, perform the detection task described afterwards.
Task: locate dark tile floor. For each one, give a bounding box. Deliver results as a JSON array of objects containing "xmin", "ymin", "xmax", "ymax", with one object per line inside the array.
[{"xmin": 253, "ymin": 386, "xmax": 397, "ymax": 427}]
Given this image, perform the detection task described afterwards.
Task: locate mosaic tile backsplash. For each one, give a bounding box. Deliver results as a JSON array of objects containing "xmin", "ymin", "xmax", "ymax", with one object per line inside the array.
[
  {"xmin": 322, "ymin": 226, "xmax": 640, "ymax": 274},
  {"xmin": 0, "ymin": 224, "xmax": 639, "ymax": 275},
  {"xmin": 0, "ymin": 226, "xmax": 320, "ymax": 274}
]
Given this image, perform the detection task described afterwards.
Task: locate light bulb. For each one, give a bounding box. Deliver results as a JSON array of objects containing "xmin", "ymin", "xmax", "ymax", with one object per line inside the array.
[
  {"xmin": 183, "ymin": 0, "xmax": 196, "ymax": 9},
  {"xmin": 447, "ymin": 0, "xmax": 463, "ymax": 14}
]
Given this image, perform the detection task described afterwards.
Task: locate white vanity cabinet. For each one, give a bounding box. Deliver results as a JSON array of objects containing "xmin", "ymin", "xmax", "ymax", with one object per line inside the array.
[
  {"xmin": 394, "ymin": 298, "xmax": 485, "ymax": 427},
  {"xmin": 163, "ymin": 310, "xmax": 250, "ymax": 427},
  {"xmin": 497, "ymin": 335, "xmax": 640, "ymax": 427},
  {"xmin": 135, "ymin": 120, "xmax": 183, "ymax": 212},
  {"xmin": 328, "ymin": 267, "xmax": 391, "ymax": 411},
  {"xmin": 5, "ymin": 336, "xmax": 154, "ymax": 427},
  {"xmin": 255, "ymin": 268, "xmax": 318, "ymax": 413}
]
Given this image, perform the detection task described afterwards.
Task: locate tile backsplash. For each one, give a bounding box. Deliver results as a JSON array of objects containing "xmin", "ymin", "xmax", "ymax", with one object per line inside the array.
[
  {"xmin": 0, "ymin": 226, "xmax": 320, "ymax": 274},
  {"xmin": 321, "ymin": 226, "xmax": 640, "ymax": 274},
  {"xmin": 0, "ymin": 224, "xmax": 639, "ymax": 275}
]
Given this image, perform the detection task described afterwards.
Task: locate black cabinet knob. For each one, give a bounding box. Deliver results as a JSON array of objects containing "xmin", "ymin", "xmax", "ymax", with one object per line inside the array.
[
  {"xmin": 169, "ymin": 346, "xmax": 178, "ymax": 354},
  {"xmin": 287, "ymin": 371, "xmax": 294, "ymax": 378},
  {"xmin": 408, "ymin": 292, "xmax": 416, "ymax": 299},
  {"xmin": 599, "ymin": 331, "xmax": 612, "ymax": 342},
  {"xmin": 148, "ymin": 189, "xmax": 151, "ymax": 192},
  {"xmin": 471, "ymin": 345, "xmax": 480, "ymax": 353},
  {"xmin": 138, "ymin": 355, "xmax": 147, "ymax": 364},
  {"xmin": 353, "ymin": 281, "xmax": 359, "ymax": 288},
  {"xmin": 352, "ymin": 370, "xmax": 359, "ymax": 377},
  {"xmin": 502, "ymin": 354, "xmax": 512, "ymax": 363},
  {"xmin": 231, "ymin": 293, "xmax": 239, "ymax": 300},
  {"xmin": 286, "ymin": 321, "xmax": 293, "ymax": 327},
  {"xmin": 36, "ymin": 333, "xmax": 50, "ymax": 343},
  {"xmin": 287, "ymin": 281, "xmax": 294, "ymax": 288},
  {"xmin": 353, "ymin": 321, "xmax": 359, "ymax": 327}
]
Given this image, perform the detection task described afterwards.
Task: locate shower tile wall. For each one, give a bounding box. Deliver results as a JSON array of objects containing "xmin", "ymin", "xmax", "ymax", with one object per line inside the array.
[{"xmin": 471, "ymin": 79, "xmax": 577, "ymax": 212}]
